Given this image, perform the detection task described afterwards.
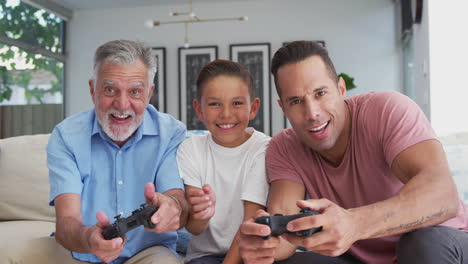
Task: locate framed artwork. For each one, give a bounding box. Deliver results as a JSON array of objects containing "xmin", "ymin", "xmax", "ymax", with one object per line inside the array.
[
  {"xmin": 150, "ymin": 47, "xmax": 166, "ymax": 112},
  {"xmin": 230, "ymin": 43, "xmax": 271, "ymax": 135},
  {"xmin": 282, "ymin": 41, "xmax": 326, "ymax": 128},
  {"xmin": 179, "ymin": 45, "xmax": 218, "ymax": 130}
]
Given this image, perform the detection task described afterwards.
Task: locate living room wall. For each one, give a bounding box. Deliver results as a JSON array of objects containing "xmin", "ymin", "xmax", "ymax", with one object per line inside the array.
[
  {"xmin": 64, "ymin": 0, "xmax": 401, "ymax": 135},
  {"xmin": 428, "ymin": 1, "xmax": 468, "ymax": 137}
]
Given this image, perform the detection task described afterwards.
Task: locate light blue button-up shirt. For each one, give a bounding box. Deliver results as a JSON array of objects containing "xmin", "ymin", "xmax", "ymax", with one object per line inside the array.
[{"xmin": 47, "ymin": 105, "xmax": 187, "ymax": 263}]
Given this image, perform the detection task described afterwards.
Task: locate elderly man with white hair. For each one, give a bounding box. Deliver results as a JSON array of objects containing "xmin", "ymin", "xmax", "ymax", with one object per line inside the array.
[{"xmin": 47, "ymin": 39, "xmax": 188, "ymax": 264}]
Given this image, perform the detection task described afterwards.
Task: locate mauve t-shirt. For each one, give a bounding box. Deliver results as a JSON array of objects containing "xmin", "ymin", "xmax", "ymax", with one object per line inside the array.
[{"xmin": 267, "ymin": 91, "xmax": 468, "ymax": 264}]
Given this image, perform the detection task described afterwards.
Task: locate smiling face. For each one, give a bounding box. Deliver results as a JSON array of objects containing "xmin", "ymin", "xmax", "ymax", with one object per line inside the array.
[
  {"xmin": 89, "ymin": 60, "xmax": 154, "ymax": 146},
  {"xmin": 194, "ymin": 75, "xmax": 260, "ymax": 148},
  {"xmin": 277, "ymin": 55, "xmax": 350, "ymax": 164}
]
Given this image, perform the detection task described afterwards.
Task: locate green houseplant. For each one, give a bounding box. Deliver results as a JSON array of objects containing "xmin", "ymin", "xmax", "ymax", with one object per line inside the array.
[{"xmin": 338, "ymin": 73, "xmax": 356, "ymax": 91}]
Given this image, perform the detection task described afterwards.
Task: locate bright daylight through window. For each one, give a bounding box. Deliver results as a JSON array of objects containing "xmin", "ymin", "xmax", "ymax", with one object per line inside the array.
[{"xmin": 0, "ymin": 0, "xmax": 65, "ymax": 138}]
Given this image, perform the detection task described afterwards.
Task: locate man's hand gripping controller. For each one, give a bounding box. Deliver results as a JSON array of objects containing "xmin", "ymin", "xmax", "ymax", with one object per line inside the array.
[
  {"xmin": 102, "ymin": 204, "xmax": 158, "ymax": 240},
  {"xmin": 254, "ymin": 209, "xmax": 322, "ymax": 239}
]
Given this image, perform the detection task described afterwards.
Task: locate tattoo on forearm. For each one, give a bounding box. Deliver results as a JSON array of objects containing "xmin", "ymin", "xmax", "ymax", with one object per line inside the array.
[
  {"xmin": 384, "ymin": 211, "xmax": 396, "ymax": 222},
  {"xmin": 379, "ymin": 208, "xmax": 448, "ymax": 236}
]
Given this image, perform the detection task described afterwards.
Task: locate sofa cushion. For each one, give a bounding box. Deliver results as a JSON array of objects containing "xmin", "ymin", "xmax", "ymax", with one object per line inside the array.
[
  {"xmin": 0, "ymin": 220, "xmax": 56, "ymax": 263},
  {"xmin": 0, "ymin": 134, "xmax": 55, "ymax": 222}
]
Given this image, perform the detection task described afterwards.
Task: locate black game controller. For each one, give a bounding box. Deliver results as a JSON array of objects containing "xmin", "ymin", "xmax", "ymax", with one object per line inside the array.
[
  {"xmin": 102, "ymin": 204, "xmax": 158, "ymax": 240},
  {"xmin": 254, "ymin": 209, "xmax": 322, "ymax": 239}
]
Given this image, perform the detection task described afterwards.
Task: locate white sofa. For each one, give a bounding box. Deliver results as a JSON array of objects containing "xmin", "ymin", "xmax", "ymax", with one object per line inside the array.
[
  {"xmin": 1, "ymin": 132, "xmax": 467, "ymax": 263},
  {"xmin": 440, "ymin": 132, "xmax": 468, "ymax": 203},
  {"xmin": 0, "ymin": 134, "xmax": 57, "ymax": 263}
]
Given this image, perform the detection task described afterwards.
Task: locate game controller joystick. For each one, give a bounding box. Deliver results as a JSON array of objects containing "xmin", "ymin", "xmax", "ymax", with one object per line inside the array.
[
  {"xmin": 102, "ymin": 204, "xmax": 158, "ymax": 240},
  {"xmin": 254, "ymin": 209, "xmax": 322, "ymax": 239}
]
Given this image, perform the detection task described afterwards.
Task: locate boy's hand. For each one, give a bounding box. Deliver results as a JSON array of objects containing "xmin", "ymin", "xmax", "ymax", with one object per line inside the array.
[
  {"xmin": 88, "ymin": 211, "xmax": 125, "ymax": 263},
  {"xmin": 187, "ymin": 184, "xmax": 216, "ymax": 220},
  {"xmin": 239, "ymin": 209, "xmax": 279, "ymax": 264}
]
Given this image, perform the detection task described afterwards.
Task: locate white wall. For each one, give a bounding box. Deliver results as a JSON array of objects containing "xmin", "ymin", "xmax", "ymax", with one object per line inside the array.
[
  {"xmin": 65, "ymin": 0, "xmax": 401, "ymax": 135},
  {"xmin": 411, "ymin": 0, "xmax": 431, "ymax": 119},
  {"xmin": 428, "ymin": 1, "xmax": 468, "ymax": 137}
]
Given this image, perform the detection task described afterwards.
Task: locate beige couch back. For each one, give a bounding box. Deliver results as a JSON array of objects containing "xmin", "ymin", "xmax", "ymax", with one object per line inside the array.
[{"xmin": 0, "ymin": 134, "xmax": 55, "ymax": 222}]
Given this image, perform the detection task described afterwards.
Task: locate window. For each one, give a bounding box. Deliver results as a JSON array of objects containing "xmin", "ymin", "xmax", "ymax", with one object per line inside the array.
[{"xmin": 0, "ymin": 0, "xmax": 66, "ymax": 138}]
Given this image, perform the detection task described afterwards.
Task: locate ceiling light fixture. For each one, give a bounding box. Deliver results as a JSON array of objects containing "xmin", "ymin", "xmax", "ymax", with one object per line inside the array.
[{"xmin": 145, "ymin": 0, "xmax": 248, "ymax": 48}]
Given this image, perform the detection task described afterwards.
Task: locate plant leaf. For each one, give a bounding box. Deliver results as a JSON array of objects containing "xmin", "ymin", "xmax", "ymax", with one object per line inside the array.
[{"xmin": 338, "ymin": 73, "xmax": 356, "ymax": 90}]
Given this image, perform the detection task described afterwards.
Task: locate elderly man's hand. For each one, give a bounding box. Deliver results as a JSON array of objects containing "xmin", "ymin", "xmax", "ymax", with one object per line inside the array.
[
  {"xmin": 87, "ymin": 211, "xmax": 125, "ymax": 263},
  {"xmin": 239, "ymin": 210, "xmax": 280, "ymax": 264},
  {"xmin": 144, "ymin": 183, "xmax": 183, "ymax": 233}
]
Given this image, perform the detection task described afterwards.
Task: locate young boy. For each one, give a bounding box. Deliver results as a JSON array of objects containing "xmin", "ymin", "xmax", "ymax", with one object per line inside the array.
[{"xmin": 176, "ymin": 60, "xmax": 270, "ymax": 264}]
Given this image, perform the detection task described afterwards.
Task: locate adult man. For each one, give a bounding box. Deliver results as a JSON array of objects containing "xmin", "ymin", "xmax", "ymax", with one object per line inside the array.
[
  {"xmin": 239, "ymin": 41, "xmax": 468, "ymax": 264},
  {"xmin": 47, "ymin": 40, "xmax": 189, "ymax": 264}
]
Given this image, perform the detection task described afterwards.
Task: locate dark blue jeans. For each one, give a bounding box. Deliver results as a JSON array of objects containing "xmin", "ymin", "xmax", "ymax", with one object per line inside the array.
[
  {"xmin": 276, "ymin": 226, "xmax": 468, "ymax": 264},
  {"xmin": 397, "ymin": 226, "xmax": 468, "ymax": 264},
  {"xmin": 274, "ymin": 251, "xmax": 361, "ymax": 264}
]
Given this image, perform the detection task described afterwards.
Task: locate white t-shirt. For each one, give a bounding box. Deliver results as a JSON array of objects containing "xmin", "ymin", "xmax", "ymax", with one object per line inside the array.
[{"xmin": 177, "ymin": 128, "xmax": 270, "ymax": 261}]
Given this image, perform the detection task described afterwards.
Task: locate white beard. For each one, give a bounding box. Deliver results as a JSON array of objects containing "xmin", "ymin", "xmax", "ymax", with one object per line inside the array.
[{"xmin": 97, "ymin": 109, "xmax": 144, "ymax": 142}]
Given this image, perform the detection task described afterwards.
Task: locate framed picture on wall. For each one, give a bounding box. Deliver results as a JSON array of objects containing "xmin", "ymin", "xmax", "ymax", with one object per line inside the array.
[
  {"xmin": 230, "ymin": 43, "xmax": 271, "ymax": 135},
  {"xmin": 282, "ymin": 41, "xmax": 326, "ymax": 129},
  {"xmin": 150, "ymin": 47, "xmax": 166, "ymax": 112},
  {"xmin": 179, "ymin": 45, "xmax": 218, "ymax": 130}
]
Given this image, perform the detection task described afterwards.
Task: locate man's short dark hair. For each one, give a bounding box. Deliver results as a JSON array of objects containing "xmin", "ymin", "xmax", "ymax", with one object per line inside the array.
[{"xmin": 271, "ymin": 41, "xmax": 338, "ymax": 97}]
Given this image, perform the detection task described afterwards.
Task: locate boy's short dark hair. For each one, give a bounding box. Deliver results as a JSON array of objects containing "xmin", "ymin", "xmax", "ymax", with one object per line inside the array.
[
  {"xmin": 196, "ymin": 59, "xmax": 255, "ymax": 100},
  {"xmin": 271, "ymin": 41, "xmax": 338, "ymax": 97}
]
